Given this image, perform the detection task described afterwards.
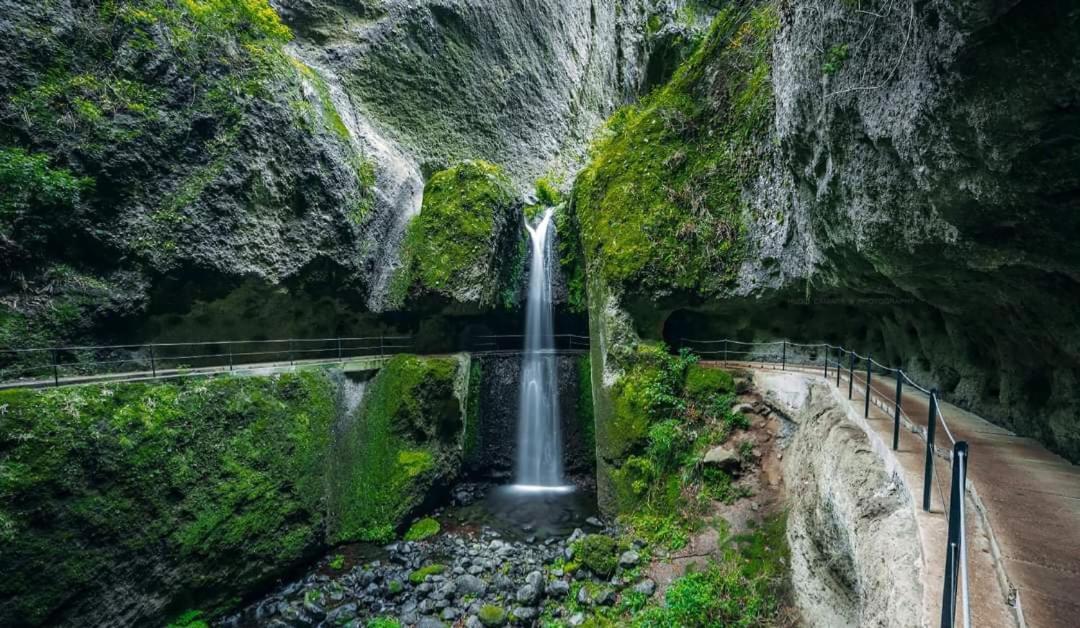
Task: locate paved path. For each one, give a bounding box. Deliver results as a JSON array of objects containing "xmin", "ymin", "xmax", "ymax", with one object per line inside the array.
[{"xmin": 714, "ymin": 360, "xmax": 1079, "ymax": 628}]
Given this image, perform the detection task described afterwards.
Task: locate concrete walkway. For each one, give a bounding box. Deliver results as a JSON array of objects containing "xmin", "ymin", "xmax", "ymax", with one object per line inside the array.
[{"xmin": 714, "ymin": 360, "xmax": 1079, "ymax": 628}]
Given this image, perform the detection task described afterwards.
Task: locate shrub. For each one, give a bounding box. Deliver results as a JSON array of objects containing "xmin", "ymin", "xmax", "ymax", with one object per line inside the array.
[
  {"xmin": 619, "ymin": 513, "xmax": 692, "ymax": 552},
  {"xmin": 403, "ymin": 517, "xmax": 440, "ymax": 541},
  {"xmin": 577, "ymin": 534, "xmax": 618, "ymax": 577},
  {"xmin": 684, "ymin": 365, "xmax": 735, "ymax": 401},
  {"xmin": 633, "ymin": 563, "xmax": 770, "ymax": 627},
  {"xmin": 367, "ymin": 618, "xmax": 401, "ymax": 628},
  {"xmin": 328, "ymin": 554, "xmax": 345, "ymax": 570},
  {"xmin": 535, "ymin": 176, "xmax": 562, "ymax": 206}
]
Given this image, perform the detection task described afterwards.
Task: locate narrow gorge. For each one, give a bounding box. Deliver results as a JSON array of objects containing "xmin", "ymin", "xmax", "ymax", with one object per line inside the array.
[{"xmin": 1, "ymin": 1, "xmax": 1077, "ymax": 627}]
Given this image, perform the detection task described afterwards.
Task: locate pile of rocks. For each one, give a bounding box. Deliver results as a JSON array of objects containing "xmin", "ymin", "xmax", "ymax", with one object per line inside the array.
[{"xmin": 223, "ymin": 524, "xmax": 657, "ymax": 627}]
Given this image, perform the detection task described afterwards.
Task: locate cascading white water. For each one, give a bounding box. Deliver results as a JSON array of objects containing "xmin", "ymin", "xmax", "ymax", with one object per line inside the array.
[{"xmin": 515, "ymin": 207, "xmax": 565, "ymax": 488}]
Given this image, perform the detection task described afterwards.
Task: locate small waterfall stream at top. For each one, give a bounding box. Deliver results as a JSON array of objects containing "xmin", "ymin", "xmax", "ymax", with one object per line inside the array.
[{"xmin": 515, "ymin": 207, "xmax": 566, "ymax": 489}]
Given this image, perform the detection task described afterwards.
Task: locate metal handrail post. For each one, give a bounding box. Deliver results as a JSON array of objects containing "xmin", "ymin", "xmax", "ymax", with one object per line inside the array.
[
  {"xmin": 893, "ymin": 375, "xmax": 903, "ymax": 450},
  {"xmin": 864, "ymin": 354, "xmax": 872, "ymax": 418},
  {"xmin": 941, "ymin": 441, "xmax": 970, "ymax": 627},
  {"xmin": 149, "ymin": 344, "xmax": 157, "ymax": 378},
  {"xmin": 848, "ymin": 351, "xmax": 854, "ymax": 399},
  {"xmin": 337, "ymin": 337, "xmax": 343, "ymax": 362},
  {"xmin": 923, "ymin": 390, "xmax": 939, "ymax": 511},
  {"xmin": 782, "ymin": 341, "xmax": 786, "ymax": 370},
  {"xmin": 835, "ymin": 348, "xmax": 841, "ymax": 387},
  {"xmin": 52, "ymin": 350, "xmax": 60, "ymax": 387},
  {"xmin": 823, "ymin": 348, "xmax": 828, "ymax": 378}
]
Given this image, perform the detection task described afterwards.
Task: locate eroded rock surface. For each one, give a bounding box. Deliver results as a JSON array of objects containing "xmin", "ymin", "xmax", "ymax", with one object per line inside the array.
[{"xmin": 763, "ymin": 373, "xmax": 922, "ymax": 627}]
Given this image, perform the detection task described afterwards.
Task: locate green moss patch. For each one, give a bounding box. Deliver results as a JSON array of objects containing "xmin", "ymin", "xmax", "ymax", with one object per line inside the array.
[
  {"xmin": 684, "ymin": 364, "xmax": 735, "ymax": 401},
  {"xmin": 403, "ymin": 517, "xmax": 441, "ymax": 541},
  {"xmin": 576, "ymin": 534, "xmax": 619, "ymax": 577},
  {"xmin": 328, "ymin": 355, "xmax": 463, "ymax": 543},
  {"xmin": 390, "ymin": 161, "xmax": 523, "ymax": 309},
  {"xmin": 408, "ymin": 563, "xmax": 447, "ymax": 584},
  {"xmin": 576, "ymin": 354, "xmax": 597, "ymax": 466},
  {"xmin": 0, "ymin": 371, "xmax": 336, "ymax": 626},
  {"xmin": 571, "ymin": 5, "xmax": 778, "ymax": 297},
  {"xmin": 478, "ymin": 604, "xmax": 507, "ymax": 626}
]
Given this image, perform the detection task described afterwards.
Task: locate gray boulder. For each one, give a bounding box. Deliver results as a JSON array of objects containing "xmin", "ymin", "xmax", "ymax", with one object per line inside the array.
[{"xmin": 704, "ymin": 445, "xmax": 740, "ymax": 471}]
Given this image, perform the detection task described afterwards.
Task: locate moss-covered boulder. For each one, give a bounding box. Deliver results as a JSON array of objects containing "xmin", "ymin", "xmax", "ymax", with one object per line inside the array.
[
  {"xmin": 576, "ymin": 534, "xmax": 619, "ymax": 577},
  {"xmin": 0, "ymin": 371, "xmax": 337, "ymax": 626},
  {"xmin": 389, "ymin": 161, "xmax": 524, "ymax": 311},
  {"xmin": 328, "ymin": 354, "xmax": 466, "ymax": 542}
]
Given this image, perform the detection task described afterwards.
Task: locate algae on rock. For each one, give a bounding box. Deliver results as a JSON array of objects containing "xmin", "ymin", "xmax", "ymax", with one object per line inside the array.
[
  {"xmin": 388, "ymin": 161, "xmax": 524, "ymax": 311},
  {"xmin": 327, "ymin": 355, "xmax": 467, "ymax": 543},
  {"xmin": 0, "ymin": 372, "xmax": 337, "ymax": 626}
]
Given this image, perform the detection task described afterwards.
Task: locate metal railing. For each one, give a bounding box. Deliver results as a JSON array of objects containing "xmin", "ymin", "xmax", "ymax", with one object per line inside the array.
[
  {"xmin": 0, "ymin": 336, "xmax": 416, "ymax": 389},
  {"xmin": 0, "ymin": 333, "xmax": 593, "ymax": 390},
  {"xmin": 680, "ymin": 337, "xmax": 971, "ymax": 628},
  {"xmin": 470, "ymin": 333, "xmax": 591, "ymax": 355}
]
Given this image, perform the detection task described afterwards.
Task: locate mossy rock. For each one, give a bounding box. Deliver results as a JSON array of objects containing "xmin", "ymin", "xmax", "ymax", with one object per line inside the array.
[
  {"xmin": 408, "ymin": 563, "xmax": 447, "ymax": 584},
  {"xmin": 577, "ymin": 534, "xmax": 619, "ymax": 577},
  {"xmin": 390, "ymin": 160, "xmax": 524, "ymax": 310},
  {"xmin": 0, "ymin": 371, "xmax": 336, "ymax": 626},
  {"xmin": 328, "ymin": 355, "xmax": 464, "ymax": 543},
  {"xmin": 403, "ymin": 517, "xmax": 441, "ymax": 541},
  {"xmin": 571, "ymin": 6, "xmax": 778, "ymax": 298}
]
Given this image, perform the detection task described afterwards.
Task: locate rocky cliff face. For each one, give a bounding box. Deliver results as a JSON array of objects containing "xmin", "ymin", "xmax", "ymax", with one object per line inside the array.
[
  {"xmin": 0, "ymin": 0, "xmax": 674, "ymax": 356},
  {"xmin": 269, "ymin": 0, "xmax": 664, "ymax": 311},
  {"xmin": 576, "ymin": 0, "xmax": 1080, "ymax": 463}
]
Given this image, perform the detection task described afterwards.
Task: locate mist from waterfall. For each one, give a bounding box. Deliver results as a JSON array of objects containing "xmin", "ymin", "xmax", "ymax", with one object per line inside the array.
[{"xmin": 515, "ymin": 207, "xmax": 565, "ymax": 488}]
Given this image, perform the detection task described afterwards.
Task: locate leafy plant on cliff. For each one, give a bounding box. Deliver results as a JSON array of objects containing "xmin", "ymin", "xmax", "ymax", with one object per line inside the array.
[
  {"xmin": 571, "ymin": 4, "xmax": 778, "ymax": 296},
  {"xmin": 823, "ymin": 43, "xmax": 849, "ymax": 75},
  {"xmin": 604, "ymin": 343, "xmax": 754, "ymax": 551}
]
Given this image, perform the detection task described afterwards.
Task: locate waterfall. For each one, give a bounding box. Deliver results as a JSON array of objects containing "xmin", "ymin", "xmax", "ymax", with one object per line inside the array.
[{"xmin": 515, "ymin": 208, "xmax": 565, "ymax": 488}]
